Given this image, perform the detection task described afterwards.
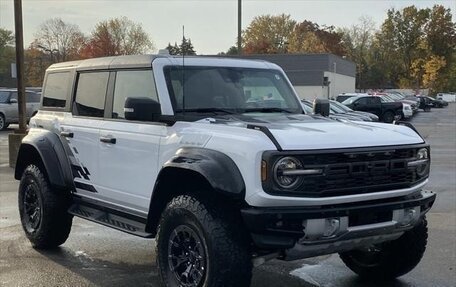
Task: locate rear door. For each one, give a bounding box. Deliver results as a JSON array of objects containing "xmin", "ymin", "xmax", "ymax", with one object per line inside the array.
[
  {"xmin": 97, "ymin": 69, "xmax": 165, "ymax": 214},
  {"xmin": 60, "ymin": 71, "xmax": 109, "ymax": 201}
]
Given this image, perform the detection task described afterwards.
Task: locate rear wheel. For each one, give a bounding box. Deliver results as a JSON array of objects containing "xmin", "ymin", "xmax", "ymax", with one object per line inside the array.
[
  {"xmin": 0, "ymin": 114, "xmax": 7, "ymax": 130},
  {"xmin": 156, "ymin": 195, "xmax": 252, "ymax": 287},
  {"xmin": 18, "ymin": 164, "xmax": 73, "ymax": 249},
  {"xmin": 339, "ymin": 218, "xmax": 428, "ymax": 281}
]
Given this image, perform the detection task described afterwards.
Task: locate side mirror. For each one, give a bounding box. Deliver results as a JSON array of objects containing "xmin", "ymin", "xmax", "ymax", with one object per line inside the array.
[
  {"xmin": 124, "ymin": 97, "xmax": 161, "ymax": 122},
  {"xmin": 9, "ymin": 98, "xmax": 18, "ymax": 104},
  {"xmin": 313, "ymin": 99, "xmax": 330, "ymax": 117}
]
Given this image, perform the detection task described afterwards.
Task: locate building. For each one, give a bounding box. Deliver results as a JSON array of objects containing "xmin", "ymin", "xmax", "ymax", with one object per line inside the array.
[{"xmin": 237, "ymin": 54, "xmax": 356, "ymax": 100}]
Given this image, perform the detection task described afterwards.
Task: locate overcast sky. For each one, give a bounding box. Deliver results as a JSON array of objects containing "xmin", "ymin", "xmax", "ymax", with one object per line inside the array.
[{"xmin": 0, "ymin": 0, "xmax": 454, "ymax": 54}]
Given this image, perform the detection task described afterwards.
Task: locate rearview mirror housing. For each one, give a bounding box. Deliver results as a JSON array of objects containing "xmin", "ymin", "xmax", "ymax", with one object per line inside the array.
[
  {"xmin": 124, "ymin": 97, "xmax": 161, "ymax": 122},
  {"xmin": 313, "ymin": 99, "xmax": 330, "ymax": 117}
]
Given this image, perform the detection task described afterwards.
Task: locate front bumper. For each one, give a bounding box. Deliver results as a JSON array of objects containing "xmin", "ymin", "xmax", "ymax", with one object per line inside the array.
[{"xmin": 241, "ymin": 190, "xmax": 435, "ymax": 252}]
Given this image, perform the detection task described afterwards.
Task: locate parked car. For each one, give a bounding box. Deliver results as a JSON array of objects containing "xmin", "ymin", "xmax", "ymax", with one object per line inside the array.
[
  {"xmin": 330, "ymin": 100, "xmax": 379, "ymax": 121},
  {"xmin": 302, "ymin": 100, "xmax": 368, "ymax": 121},
  {"xmin": 0, "ymin": 89, "xmax": 41, "ymax": 130},
  {"xmin": 425, "ymin": 96, "xmax": 448, "ymax": 108},
  {"xmin": 378, "ymin": 94, "xmax": 413, "ymax": 119},
  {"xmin": 15, "ymin": 55, "xmax": 435, "ymax": 287},
  {"xmin": 342, "ymin": 95, "xmax": 403, "ymax": 123},
  {"xmin": 375, "ymin": 93, "xmax": 418, "ymax": 114},
  {"xmin": 436, "ymin": 93, "xmax": 456, "ymax": 102},
  {"xmin": 336, "ymin": 93, "xmax": 367, "ymax": 103}
]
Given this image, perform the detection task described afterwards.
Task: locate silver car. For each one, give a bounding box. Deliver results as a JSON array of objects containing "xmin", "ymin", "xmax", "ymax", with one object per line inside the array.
[{"xmin": 0, "ymin": 89, "xmax": 40, "ymax": 130}]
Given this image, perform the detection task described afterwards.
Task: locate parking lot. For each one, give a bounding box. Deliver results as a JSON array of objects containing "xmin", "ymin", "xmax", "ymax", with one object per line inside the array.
[{"xmin": 0, "ymin": 105, "xmax": 455, "ymax": 287}]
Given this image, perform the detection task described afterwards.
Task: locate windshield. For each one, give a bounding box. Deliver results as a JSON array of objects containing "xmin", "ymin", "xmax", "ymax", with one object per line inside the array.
[
  {"xmin": 341, "ymin": 97, "xmax": 359, "ymax": 105},
  {"xmin": 0, "ymin": 91, "xmax": 10, "ymax": 103},
  {"xmin": 164, "ymin": 66, "xmax": 302, "ymax": 115},
  {"xmin": 331, "ymin": 100, "xmax": 352, "ymax": 112}
]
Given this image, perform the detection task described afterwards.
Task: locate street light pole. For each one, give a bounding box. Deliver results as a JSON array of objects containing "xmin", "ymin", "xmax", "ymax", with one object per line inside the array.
[
  {"xmin": 14, "ymin": 0, "xmax": 27, "ymax": 133},
  {"xmin": 237, "ymin": 0, "xmax": 242, "ymax": 55}
]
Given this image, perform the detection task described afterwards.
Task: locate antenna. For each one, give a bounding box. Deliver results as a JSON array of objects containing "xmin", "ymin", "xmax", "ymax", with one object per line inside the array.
[{"xmin": 182, "ymin": 25, "xmax": 185, "ymax": 116}]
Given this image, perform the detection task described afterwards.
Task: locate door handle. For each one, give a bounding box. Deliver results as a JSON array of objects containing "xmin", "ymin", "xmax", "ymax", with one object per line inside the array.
[
  {"xmin": 60, "ymin": 131, "xmax": 73, "ymax": 138},
  {"xmin": 100, "ymin": 136, "xmax": 116, "ymax": 144}
]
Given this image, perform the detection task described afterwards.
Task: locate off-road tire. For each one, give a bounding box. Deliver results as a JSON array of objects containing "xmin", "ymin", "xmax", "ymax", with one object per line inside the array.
[
  {"xmin": 18, "ymin": 164, "xmax": 73, "ymax": 249},
  {"xmin": 382, "ymin": 111, "xmax": 395, "ymax": 123},
  {"xmin": 339, "ymin": 218, "xmax": 428, "ymax": 280},
  {"xmin": 156, "ymin": 195, "xmax": 252, "ymax": 287},
  {"xmin": 0, "ymin": 114, "xmax": 7, "ymax": 130}
]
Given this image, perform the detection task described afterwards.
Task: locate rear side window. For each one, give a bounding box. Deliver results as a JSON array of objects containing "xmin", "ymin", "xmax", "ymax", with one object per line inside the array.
[
  {"xmin": 43, "ymin": 72, "xmax": 69, "ymax": 108},
  {"xmin": 74, "ymin": 72, "xmax": 109, "ymax": 117},
  {"xmin": 111, "ymin": 70, "xmax": 158, "ymax": 119}
]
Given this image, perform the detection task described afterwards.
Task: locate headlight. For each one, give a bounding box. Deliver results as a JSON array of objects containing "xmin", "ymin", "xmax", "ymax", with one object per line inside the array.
[
  {"xmin": 408, "ymin": 148, "xmax": 429, "ymax": 176},
  {"xmin": 273, "ymin": 157, "xmax": 303, "ymax": 189}
]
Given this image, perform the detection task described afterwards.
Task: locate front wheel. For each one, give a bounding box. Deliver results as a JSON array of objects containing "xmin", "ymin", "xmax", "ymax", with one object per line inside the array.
[
  {"xmin": 18, "ymin": 164, "xmax": 73, "ymax": 249},
  {"xmin": 0, "ymin": 114, "xmax": 7, "ymax": 130},
  {"xmin": 339, "ymin": 218, "xmax": 428, "ymax": 281},
  {"xmin": 156, "ymin": 195, "xmax": 252, "ymax": 287}
]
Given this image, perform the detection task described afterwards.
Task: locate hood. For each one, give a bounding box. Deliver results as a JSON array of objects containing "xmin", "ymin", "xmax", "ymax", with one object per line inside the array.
[{"xmin": 203, "ymin": 114, "xmax": 423, "ymax": 150}]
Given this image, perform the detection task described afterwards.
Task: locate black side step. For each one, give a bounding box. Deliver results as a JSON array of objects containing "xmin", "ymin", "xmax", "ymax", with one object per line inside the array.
[{"xmin": 68, "ymin": 202, "xmax": 154, "ymax": 238}]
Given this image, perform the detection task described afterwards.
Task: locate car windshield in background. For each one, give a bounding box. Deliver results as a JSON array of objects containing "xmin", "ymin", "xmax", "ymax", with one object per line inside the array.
[
  {"xmin": 164, "ymin": 66, "xmax": 302, "ymax": 115},
  {"xmin": 0, "ymin": 91, "xmax": 10, "ymax": 103},
  {"xmin": 341, "ymin": 97, "xmax": 359, "ymax": 105},
  {"xmin": 331, "ymin": 100, "xmax": 352, "ymax": 112}
]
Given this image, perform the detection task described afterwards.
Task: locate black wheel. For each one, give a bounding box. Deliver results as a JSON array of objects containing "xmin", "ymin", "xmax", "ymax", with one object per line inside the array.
[
  {"xmin": 156, "ymin": 195, "xmax": 252, "ymax": 287},
  {"xmin": 340, "ymin": 218, "xmax": 428, "ymax": 281},
  {"xmin": 0, "ymin": 114, "xmax": 7, "ymax": 130},
  {"xmin": 18, "ymin": 164, "xmax": 73, "ymax": 249},
  {"xmin": 382, "ymin": 111, "xmax": 395, "ymax": 123}
]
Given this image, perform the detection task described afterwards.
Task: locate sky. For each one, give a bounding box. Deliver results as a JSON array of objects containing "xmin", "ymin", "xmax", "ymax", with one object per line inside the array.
[{"xmin": 0, "ymin": 0, "xmax": 455, "ymax": 55}]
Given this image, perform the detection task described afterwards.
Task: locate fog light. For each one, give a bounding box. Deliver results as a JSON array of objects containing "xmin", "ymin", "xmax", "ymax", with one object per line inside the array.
[
  {"xmin": 395, "ymin": 207, "xmax": 420, "ymax": 226},
  {"xmin": 323, "ymin": 218, "xmax": 340, "ymax": 237},
  {"xmin": 402, "ymin": 208, "xmax": 417, "ymax": 226}
]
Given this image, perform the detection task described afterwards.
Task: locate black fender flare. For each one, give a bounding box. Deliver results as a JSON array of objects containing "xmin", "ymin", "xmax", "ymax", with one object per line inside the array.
[
  {"xmin": 145, "ymin": 147, "xmax": 246, "ymax": 234},
  {"xmin": 158, "ymin": 147, "xmax": 245, "ymax": 197},
  {"xmin": 15, "ymin": 130, "xmax": 73, "ymax": 190}
]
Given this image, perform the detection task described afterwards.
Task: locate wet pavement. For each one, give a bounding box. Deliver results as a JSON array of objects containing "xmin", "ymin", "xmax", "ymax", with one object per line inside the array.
[{"xmin": 1, "ymin": 104, "xmax": 455, "ymax": 287}]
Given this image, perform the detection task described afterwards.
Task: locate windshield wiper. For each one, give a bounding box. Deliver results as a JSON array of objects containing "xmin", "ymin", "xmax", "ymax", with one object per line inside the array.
[
  {"xmin": 175, "ymin": 108, "xmax": 236, "ymax": 115},
  {"xmin": 243, "ymin": 107, "xmax": 293, "ymax": 114}
]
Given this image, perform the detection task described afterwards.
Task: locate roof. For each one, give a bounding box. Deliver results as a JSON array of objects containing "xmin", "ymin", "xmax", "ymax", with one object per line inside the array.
[{"xmin": 47, "ymin": 54, "xmax": 284, "ymax": 72}]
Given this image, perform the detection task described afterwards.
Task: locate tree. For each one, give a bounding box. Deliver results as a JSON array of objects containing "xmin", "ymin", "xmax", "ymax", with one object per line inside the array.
[
  {"xmin": 425, "ymin": 5, "xmax": 456, "ymax": 59},
  {"xmin": 164, "ymin": 37, "xmax": 196, "ymax": 55},
  {"xmin": 166, "ymin": 42, "xmax": 180, "ymax": 55},
  {"xmin": 289, "ymin": 20, "xmax": 345, "ymax": 56},
  {"xmin": 82, "ymin": 17, "xmax": 154, "ymax": 58},
  {"xmin": 34, "ymin": 18, "xmax": 86, "ymax": 62},
  {"xmin": 339, "ymin": 16, "xmax": 376, "ymax": 89},
  {"xmin": 243, "ymin": 14, "xmax": 296, "ymax": 54},
  {"xmin": 0, "ymin": 28, "xmax": 16, "ymax": 87}
]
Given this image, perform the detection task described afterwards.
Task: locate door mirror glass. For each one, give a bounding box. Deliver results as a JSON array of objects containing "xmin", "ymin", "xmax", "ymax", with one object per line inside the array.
[{"xmin": 124, "ymin": 97, "xmax": 161, "ymax": 122}]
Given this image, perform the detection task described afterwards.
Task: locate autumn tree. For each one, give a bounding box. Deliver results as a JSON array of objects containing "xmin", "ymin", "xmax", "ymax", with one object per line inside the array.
[
  {"xmin": 82, "ymin": 17, "xmax": 153, "ymax": 58},
  {"xmin": 34, "ymin": 18, "xmax": 86, "ymax": 62},
  {"xmin": 243, "ymin": 14, "xmax": 296, "ymax": 54},
  {"xmin": 289, "ymin": 21, "xmax": 345, "ymax": 56}
]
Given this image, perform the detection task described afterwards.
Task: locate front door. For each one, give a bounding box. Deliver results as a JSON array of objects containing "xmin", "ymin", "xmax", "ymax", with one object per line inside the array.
[{"xmin": 97, "ymin": 69, "xmax": 164, "ymax": 214}]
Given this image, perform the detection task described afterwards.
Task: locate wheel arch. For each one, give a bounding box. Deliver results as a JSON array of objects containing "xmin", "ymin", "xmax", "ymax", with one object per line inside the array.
[
  {"xmin": 145, "ymin": 147, "xmax": 246, "ymax": 235},
  {"xmin": 15, "ymin": 130, "xmax": 73, "ymax": 191}
]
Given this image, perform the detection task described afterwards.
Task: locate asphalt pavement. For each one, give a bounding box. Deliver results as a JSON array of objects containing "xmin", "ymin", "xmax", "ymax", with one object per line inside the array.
[{"xmin": 1, "ymin": 105, "xmax": 455, "ymax": 287}]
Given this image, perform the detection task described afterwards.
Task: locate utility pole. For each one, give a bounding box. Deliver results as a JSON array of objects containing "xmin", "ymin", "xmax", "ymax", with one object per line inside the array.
[
  {"xmin": 237, "ymin": 0, "xmax": 242, "ymax": 55},
  {"xmin": 14, "ymin": 0, "xmax": 26, "ymax": 132},
  {"xmin": 9, "ymin": 0, "xmax": 27, "ymax": 167}
]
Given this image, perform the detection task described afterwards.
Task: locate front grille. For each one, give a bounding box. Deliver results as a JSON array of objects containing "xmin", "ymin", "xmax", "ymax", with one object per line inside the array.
[{"xmin": 263, "ymin": 145, "xmax": 429, "ymax": 197}]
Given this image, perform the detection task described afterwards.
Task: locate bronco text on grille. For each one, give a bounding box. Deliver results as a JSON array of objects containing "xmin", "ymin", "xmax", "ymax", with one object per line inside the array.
[{"xmin": 262, "ymin": 144, "xmax": 429, "ymax": 197}]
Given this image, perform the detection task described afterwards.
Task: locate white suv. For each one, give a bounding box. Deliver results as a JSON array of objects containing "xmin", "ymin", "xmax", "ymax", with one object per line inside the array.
[{"xmin": 15, "ymin": 55, "xmax": 435, "ymax": 287}]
